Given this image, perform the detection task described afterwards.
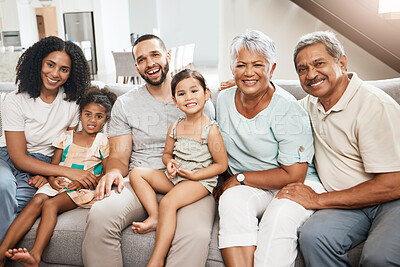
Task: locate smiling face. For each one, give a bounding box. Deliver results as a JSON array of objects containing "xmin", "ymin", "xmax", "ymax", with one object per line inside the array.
[
  {"xmin": 41, "ymin": 51, "xmax": 71, "ymax": 93},
  {"xmin": 295, "ymin": 43, "xmax": 348, "ymax": 103},
  {"xmin": 133, "ymin": 39, "xmax": 170, "ymax": 86},
  {"xmin": 173, "ymin": 77, "xmax": 210, "ymax": 116},
  {"xmin": 233, "ymin": 47, "xmax": 276, "ymax": 97},
  {"xmin": 80, "ymin": 103, "xmax": 107, "ymax": 136}
]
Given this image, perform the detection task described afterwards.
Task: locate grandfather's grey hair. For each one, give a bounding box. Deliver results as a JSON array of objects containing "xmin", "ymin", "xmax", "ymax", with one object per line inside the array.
[
  {"xmin": 230, "ymin": 30, "xmax": 276, "ymax": 70},
  {"xmin": 293, "ymin": 31, "xmax": 345, "ymax": 67}
]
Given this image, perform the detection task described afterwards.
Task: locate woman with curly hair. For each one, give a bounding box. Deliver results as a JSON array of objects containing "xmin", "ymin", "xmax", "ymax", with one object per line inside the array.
[{"xmin": 0, "ymin": 36, "xmax": 95, "ymax": 243}]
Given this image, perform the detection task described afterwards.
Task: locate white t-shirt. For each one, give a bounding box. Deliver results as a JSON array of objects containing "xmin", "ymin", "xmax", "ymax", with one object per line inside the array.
[{"xmin": 0, "ymin": 88, "xmax": 80, "ymax": 157}]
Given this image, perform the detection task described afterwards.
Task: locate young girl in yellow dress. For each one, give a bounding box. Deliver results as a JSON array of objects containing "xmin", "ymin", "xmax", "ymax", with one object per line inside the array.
[
  {"xmin": 0, "ymin": 87, "xmax": 116, "ymax": 267},
  {"xmin": 129, "ymin": 69, "xmax": 228, "ymax": 267}
]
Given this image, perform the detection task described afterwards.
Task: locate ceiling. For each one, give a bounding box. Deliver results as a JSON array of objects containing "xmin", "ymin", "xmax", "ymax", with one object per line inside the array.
[{"xmin": 290, "ymin": 0, "xmax": 400, "ymax": 73}]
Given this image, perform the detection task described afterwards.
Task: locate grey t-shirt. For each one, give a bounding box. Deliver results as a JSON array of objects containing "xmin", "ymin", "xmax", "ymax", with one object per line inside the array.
[{"xmin": 109, "ymin": 85, "xmax": 215, "ymax": 171}]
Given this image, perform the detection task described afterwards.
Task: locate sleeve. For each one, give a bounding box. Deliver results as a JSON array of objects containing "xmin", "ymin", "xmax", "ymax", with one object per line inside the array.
[
  {"xmin": 97, "ymin": 133, "xmax": 110, "ymax": 159},
  {"xmin": 52, "ymin": 131, "xmax": 68, "ymax": 149},
  {"xmin": 108, "ymin": 97, "xmax": 131, "ymax": 138},
  {"xmin": 69, "ymin": 104, "xmax": 80, "ymax": 128},
  {"xmin": 2, "ymin": 92, "xmax": 25, "ymax": 131},
  {"xmin": 272, "ymin": 100, "xmax": 315, "ymax": 166},
  {"xmin": 358, "ymin": 101, "xmax": 400, "ymax": 173},
  {"xmin": 204, "ymin": 99, "xmax": 215, "ymax": 120}
]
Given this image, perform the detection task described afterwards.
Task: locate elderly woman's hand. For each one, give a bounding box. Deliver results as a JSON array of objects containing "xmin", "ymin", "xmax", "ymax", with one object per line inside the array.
[{"xmin": 213, "ymin": 175, "xmax": 239, "ymax": 201}]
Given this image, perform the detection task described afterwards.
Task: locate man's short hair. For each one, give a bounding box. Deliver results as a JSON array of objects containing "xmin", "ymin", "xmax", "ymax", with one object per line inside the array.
[
  {"xmin": 230, "ymin": 30, "xmax": 276, "ymax": 70},
  {"xmin": 132, "ymin": 34, "xmax": 167, "ymax": 61},
  {"xmin": 293, "ymin": 31, "xmax": 345, "ymax": 67}
]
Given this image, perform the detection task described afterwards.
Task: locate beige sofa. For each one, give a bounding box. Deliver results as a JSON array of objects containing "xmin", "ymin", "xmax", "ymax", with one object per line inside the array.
[{"xmin": 1, "ymin": 76, "xmax": 400, "ymax": 266}]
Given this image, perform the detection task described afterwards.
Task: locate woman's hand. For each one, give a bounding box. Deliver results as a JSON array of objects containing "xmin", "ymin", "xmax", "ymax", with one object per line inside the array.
[
  {"xmin": 213, "ymin": 175, "xmax": 239, "ymax": 201},
  {"xmin": 68, "ymin": 180, "xmax": 84, "ymax": 191},
  {"xmin": 48, "ymin": 176, "xmax": 67, "ymax": 191},
  {"xmin": 166, "ymin": 159, "xmax": 180, "ymax": 179},
  {"xmin": 28, "ymin": 175, "xmax": 48, "ymax": 188},
  {"xmin": 65, "ymin": 168, "xmax": 97, "ymax": 190}
]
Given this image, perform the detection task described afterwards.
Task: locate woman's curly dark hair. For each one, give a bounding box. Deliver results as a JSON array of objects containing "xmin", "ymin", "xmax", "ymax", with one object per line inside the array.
[
  {"xmin": 79, "ymin": 86, "xmax": 117, "ymax": 121},
  {"xmin": 15, "ymin": 36, "xmax": 90, "ymax": 102}
]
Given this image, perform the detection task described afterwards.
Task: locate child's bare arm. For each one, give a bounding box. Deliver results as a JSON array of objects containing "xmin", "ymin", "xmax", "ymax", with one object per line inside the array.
[
  {"xmin": 177, "ymin": 124, "xmax": 228, "ymax": 180},
  {"xmin": 162, "ymin": 124, "xmax": 180, "ymax": 178},
  {"xmin": 162, "ymin": 124, "xmax": 176, "ymax": 166}
]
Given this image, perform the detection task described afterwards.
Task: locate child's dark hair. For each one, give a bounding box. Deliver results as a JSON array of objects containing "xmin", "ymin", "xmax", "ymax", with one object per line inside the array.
[
  {"xmin": 171, "ymin": 69, "xmax": 207, "ymax": 97},
  {"xmin": 16, "ymin": 36, "xmax": 90, "ymax": 102},
  {"xmin": 79, "ymin": 86, "xmax": 117, "ymax": 121}
]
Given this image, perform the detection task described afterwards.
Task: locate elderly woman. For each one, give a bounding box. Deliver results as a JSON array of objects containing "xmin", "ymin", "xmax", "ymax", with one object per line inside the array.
[{"xmin": 213, "ymin": 30, "xmax": 326, "ymax": 267}]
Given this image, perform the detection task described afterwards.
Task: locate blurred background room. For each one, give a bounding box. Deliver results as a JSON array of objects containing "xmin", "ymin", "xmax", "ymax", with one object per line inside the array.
[{"xmin": 0, "ymin": 0, "xmax": 399, "ymax": 87}]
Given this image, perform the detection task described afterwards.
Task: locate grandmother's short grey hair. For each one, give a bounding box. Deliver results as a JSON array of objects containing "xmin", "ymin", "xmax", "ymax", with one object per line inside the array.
[
  {"xmin": 230, "ymin": 30, "xmax": 276, "ymax": 70},
  {"xmin": 293, "ymin": 31, "xmax": 345, "ymax": 67}
]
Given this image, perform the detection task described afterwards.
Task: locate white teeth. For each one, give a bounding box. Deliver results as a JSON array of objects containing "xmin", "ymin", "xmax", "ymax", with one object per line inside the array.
[
  {"xmin": 88, "ymin": 125, "xmax": 95, "ymax": 129},
  {"xmin": 47, "ymin": 77, "xmax": 57, "ymax": 83},
  {"xmin": 311, "ymin": 80, "xmax": 323, "ymax": 87},
  {"xmin": 148, "ymin": 69, "xmax": 159, "ymax": 74},
  {"xmin": 243, "ymin": 80, "xmax": 256, "ymax": 85},
  {"xmin": 186, "ymin": 103, "xmax": 196, "ymax": 107}
]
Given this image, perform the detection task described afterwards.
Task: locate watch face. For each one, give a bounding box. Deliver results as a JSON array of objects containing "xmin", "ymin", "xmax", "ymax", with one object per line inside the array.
[{"xmin": 237, "ymin": 173, "xmax": 245, "ymax": 182}]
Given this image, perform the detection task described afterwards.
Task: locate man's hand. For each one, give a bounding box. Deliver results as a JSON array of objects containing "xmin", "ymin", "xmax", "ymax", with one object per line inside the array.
[
  {"xmin": 95, "ymin": 172, "xmax": 125, "ymax": 200},
  {"xmin": 213, "ymin": 175, "xmax": 239, "ymax": 201},
  {"xmin": 28, "ymin": 175, "xmax": 48, "ymax": 188},
  {"xmin": 66, "ymin": 168, "xmax": 98, "ymax": 190},
  {"xmin": 276, "ymin": 182, "xmax": 320, "ymax": 209}
]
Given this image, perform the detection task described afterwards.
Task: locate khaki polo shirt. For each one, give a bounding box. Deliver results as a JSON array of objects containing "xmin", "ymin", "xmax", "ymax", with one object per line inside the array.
[{"xmin": 300, "ymin": 73, "xmax": 400, "ymax": 192}]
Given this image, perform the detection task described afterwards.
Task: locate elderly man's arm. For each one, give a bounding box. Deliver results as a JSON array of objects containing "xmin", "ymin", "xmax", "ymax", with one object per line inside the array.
[{"xmin": 277, "ymin": 171, "xmax": 400, "ymax": 209}]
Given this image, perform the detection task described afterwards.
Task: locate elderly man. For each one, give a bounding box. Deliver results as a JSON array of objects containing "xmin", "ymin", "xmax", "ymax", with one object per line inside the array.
[{"xmin": 278, "ymin": 31, "xmax": 400, "ymax": 266}]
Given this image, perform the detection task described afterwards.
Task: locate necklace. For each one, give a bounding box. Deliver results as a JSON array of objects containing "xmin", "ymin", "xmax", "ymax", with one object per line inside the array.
[
  {"xmin": 253, "ymin": 89, "xmax": 269, "ymax": 108},
  {"xmin": 237, "ymin": 88, "xmax": 271, "ymax": 119}
]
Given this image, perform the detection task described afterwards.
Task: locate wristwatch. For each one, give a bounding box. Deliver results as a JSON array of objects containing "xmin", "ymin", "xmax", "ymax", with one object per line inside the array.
[{"xmin": 236, "ymin": 172, "xmax": 245, "ymax": 185}]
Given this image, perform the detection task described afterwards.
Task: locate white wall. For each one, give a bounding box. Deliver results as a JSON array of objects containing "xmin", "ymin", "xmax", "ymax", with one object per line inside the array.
[
  {"xmin": 0, "ymin": 0, "xmax": 19, "ymax": 31},
  {"xmin": 91, "ymin": 0, "xmax": 131, "ymax": 76},
  {"xmin": 156, "ymin": 0, "xmax": 219, "ymax": 66},
  {"xmin": 218, "ymin": 0, "xmax": 400, "ymax": 81},
  {"xmin": 129, "ymin": 0, "xmax": 157, "ymax": 37},
  {"xmin": 16, "ymin": 1, "xmax": 38, "ymax": 49}
]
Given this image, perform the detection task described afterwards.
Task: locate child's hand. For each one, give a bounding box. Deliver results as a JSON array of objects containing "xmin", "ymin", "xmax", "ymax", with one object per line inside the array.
[
  {"xmin": 166, "ymin": 159, "xmax": 180, "ymax": 178},
  {"xmin": 49, "ymin": 176, "xmax": 66, "ymax": 191},
  {"xmin": 28, "ymin": 175, "xmax": 48, "ymax": 188},
  {"xmin": 176, "ymin": 168, "xmax": 196, "ymax": 180},
  {"xmin": 68, "ymin": 180, "xmax": 83, "ymax": 191}
]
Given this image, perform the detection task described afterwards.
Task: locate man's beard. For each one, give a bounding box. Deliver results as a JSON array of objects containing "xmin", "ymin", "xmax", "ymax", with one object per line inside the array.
[{"xmin": 139, "ymin": 59, "xmax": 170, "ymax": 86}]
